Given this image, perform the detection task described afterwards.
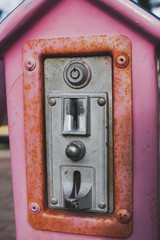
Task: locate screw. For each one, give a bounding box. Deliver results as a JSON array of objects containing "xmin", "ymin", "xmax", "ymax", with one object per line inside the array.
[
  {"xmin": 116, "ymin": 54, "xmax": 129, "ymax": 68},
  {"xmin": 116, "ymin": 209, "xmax": 132, "ymax": 224},
  {"xmin": 98, "ymin": 202, "xmax": 106, "ymax": 209},
  {"xmin": 50, "ymin": 197, "xmax": 58, "ymax": 205},
  {"xmin": 97, "ymin": 97, "xmax": 106, "ymax": 106},
  {"xmin": 29, "ymin": 202, "xmax": 40, "ymax": 214},
  {"xmin": 24, "ymin": 58, "xmax": 36, "ymax": 71},
  {"xmin": 49, "ymin": 98, "xmax": 56, "ymax": 106}
]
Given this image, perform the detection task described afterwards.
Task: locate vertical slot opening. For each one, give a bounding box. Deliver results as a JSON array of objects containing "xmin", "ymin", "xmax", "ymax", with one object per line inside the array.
[
  {"xmin": 72, "ymin": 99, "xmax": 78, "ymax": 130},
  {"xmin": 71, "ymin": 170, "xmax": 81, "ymax": 198},
  {"xmin": 74, "ymin": 171, "xmax": 81, "ymax": 197},
  {"xmin": 63, "ymin": 96, "xmax": 89, "ymax": 135}
]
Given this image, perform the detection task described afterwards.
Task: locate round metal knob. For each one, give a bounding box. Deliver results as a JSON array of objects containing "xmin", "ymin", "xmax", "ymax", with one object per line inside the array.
[{"xmin": 65, "ymin": 141, "xmax": 86, "ymax": 162}]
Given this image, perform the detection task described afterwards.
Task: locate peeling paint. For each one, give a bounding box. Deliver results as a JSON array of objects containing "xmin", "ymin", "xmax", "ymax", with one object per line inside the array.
[{"xmin": 25, "ymin": 1, "xmax": 33, "ymax": 10}]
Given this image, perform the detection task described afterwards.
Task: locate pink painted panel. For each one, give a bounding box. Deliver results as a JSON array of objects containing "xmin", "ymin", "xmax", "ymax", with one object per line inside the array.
[
  {"xmin": 1, "ymin": 0, "xmax": 160, "ymax": 47},
  {"xmin": 0, "ymin": 60, "xmax": 6, "ymax": 125},
  {"xmin": 100, "ymin": 0, "xmax": 160, "ymax": 41},
  {"xmin": 4, "ymin": 0, "xmax": 159, "ymax": 239}
]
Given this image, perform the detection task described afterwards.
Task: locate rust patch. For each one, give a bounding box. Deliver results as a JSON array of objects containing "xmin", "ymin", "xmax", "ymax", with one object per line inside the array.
[{"xmin": 23, "ymin": 35, "xmax": 132, "ymax": 237}]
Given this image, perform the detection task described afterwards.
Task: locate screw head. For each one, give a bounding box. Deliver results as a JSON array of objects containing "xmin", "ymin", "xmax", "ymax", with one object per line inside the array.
[
  {"xmin": 29, "ymin": 202, "xmax": 40, "ymax": 214},
  {"xmin": 116, "ymin": 209, "xmax": 132, "ymax": 224},
  {"xmin": 49, "ymin": 98, "xmax": 56, "ymax": 106},
  {"xmin": 50, "ymin": 197, "xmax": 58, "ymax": 205},
  {"xmin": 116, "ymin": 54, "xmax": 129, "ymax": 68},
  {"xmin": 98, "ymin": 202, "xmax": 106, "ymax": 209},
  {"xmin": 97, "ymin": 97, "xmax": 106, "ymax": 106},
  {"xmin": 24, "ymin": 58, "xmax": 36, "ymax": 71}
]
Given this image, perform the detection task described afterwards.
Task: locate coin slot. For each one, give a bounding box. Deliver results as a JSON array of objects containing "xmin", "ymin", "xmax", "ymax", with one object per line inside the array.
[
  {"xmin": 62, "ymin": 96, "xmax": 90, "ymax": 135},
  {"xmin": 72, "ymin": 99, "xmax": 78, "ymax": 130}
]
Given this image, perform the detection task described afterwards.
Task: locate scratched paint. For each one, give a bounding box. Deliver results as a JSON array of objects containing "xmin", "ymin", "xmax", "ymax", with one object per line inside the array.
[{"xmin": 25, "ymin": 1, "xmax": 33, "ymax": 10}]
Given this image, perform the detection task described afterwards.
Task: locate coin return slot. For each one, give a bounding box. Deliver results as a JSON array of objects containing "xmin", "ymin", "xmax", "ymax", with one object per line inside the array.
[
  {"xmin": 72, "ymin": 171, "xmax": 81, "ymax": 198},
  {"xmin": 63, "ymin": 168, "xmax": 92, "ymax": 210}
]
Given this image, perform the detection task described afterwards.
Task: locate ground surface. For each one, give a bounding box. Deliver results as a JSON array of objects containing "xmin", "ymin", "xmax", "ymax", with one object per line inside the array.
[{"xmin": 0, "ymin": 145, "xmax": 16, "ymax": 240}]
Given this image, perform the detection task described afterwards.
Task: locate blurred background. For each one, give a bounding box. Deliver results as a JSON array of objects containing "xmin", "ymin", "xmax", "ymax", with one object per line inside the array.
[
  {"xmin": 133, "ymin": 0, "xmax": 160, "ymax": 17},
  {"xmin": 0, "ymin": 0, "xmax": 23, "ymax": 22},
  {"xmin": 0, "ymin": 0, "xmax": 159, "ymax": 239}
]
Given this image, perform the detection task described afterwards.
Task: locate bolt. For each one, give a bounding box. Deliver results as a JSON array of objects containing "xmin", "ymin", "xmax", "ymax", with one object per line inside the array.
[
  {"xmin": 29, "ymin": 202, "xmax": 40, "ymax": 214},
  {"xmin": 51, "ymin": 197, "xmax": 58, "ymax": 205},
  {"xmin": 24, "ymin": 58, "xmax": 36, "ymax": 71},
  {"xmin": 97, "ymin": 97, "xmax": 106, "ymax": 106},
  {"xmin": 116, "ymin": 54, "xmax": 129, "ymax": 68},
  {"xmin": 98, "ymin": 202, "xmax": 106, "ymax": 209},
  {"xmin": 49, "ymin": 98, "xmax": 56, "ymax": 106},
  {"xmin": 116, "ymin": 209, "xmax": 132, "ymax": 224}
]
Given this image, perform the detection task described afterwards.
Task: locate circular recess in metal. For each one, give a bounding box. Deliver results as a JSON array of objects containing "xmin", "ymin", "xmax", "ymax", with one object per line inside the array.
[
  {"xmin": 65, "ymin": 140, "xmax": 86, "ymax": 161},
  {"xmin": 63, "ymin": 61, "xmax": 91, "ymax": 89}
]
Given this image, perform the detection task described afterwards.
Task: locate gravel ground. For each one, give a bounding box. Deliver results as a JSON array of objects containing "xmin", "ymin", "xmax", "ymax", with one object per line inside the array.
[{"xmin": 0, "ymin": 146, "xmax": 16, "ymax": 240}]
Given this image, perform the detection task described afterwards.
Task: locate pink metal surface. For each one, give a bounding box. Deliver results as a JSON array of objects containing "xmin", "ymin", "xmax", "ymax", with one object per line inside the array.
[
  {"xmin": 1, "ymin": 0, "xmax": 159, "ymax": 239},
  {"xmin": 100, "ymin": 0, "xmax": 160, "ymax": 41},
  {"xmin": 0, "ymin": 0, "xmax": 160, "ymax": 51},
  {"xmin": 0, "ymin": 60, "xmax": 6, "ymax": 125}
]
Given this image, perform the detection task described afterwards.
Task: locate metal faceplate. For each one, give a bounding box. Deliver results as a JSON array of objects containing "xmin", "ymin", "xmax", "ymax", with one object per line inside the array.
[{"xmin": 44, "ymin": 56, "xmax": 112, "ymax": 213}]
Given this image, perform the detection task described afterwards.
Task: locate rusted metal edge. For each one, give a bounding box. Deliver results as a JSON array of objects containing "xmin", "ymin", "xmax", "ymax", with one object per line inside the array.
[{"xmin": 23, "ymin": 34, "xmax": 132, "ymax": 238}]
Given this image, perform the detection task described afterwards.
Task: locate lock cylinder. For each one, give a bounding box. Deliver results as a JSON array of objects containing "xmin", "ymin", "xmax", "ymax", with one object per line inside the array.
[
  {"xmin": 65, "ymin": 140, "xmax": 86, "ymax": 161},
  {"xmin": 63, "ymin": 61, "xmax": 91, "ymax": 89}
]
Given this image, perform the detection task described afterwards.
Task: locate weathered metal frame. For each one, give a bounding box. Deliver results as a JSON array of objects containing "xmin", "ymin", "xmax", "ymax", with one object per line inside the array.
[
  {"xmin": 23, "ymin": 35, "xmax": 132, "ymax": 238},
  {"xmin": 47, "ymin": 92, "xmax": 108, "ymax": 213}
]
